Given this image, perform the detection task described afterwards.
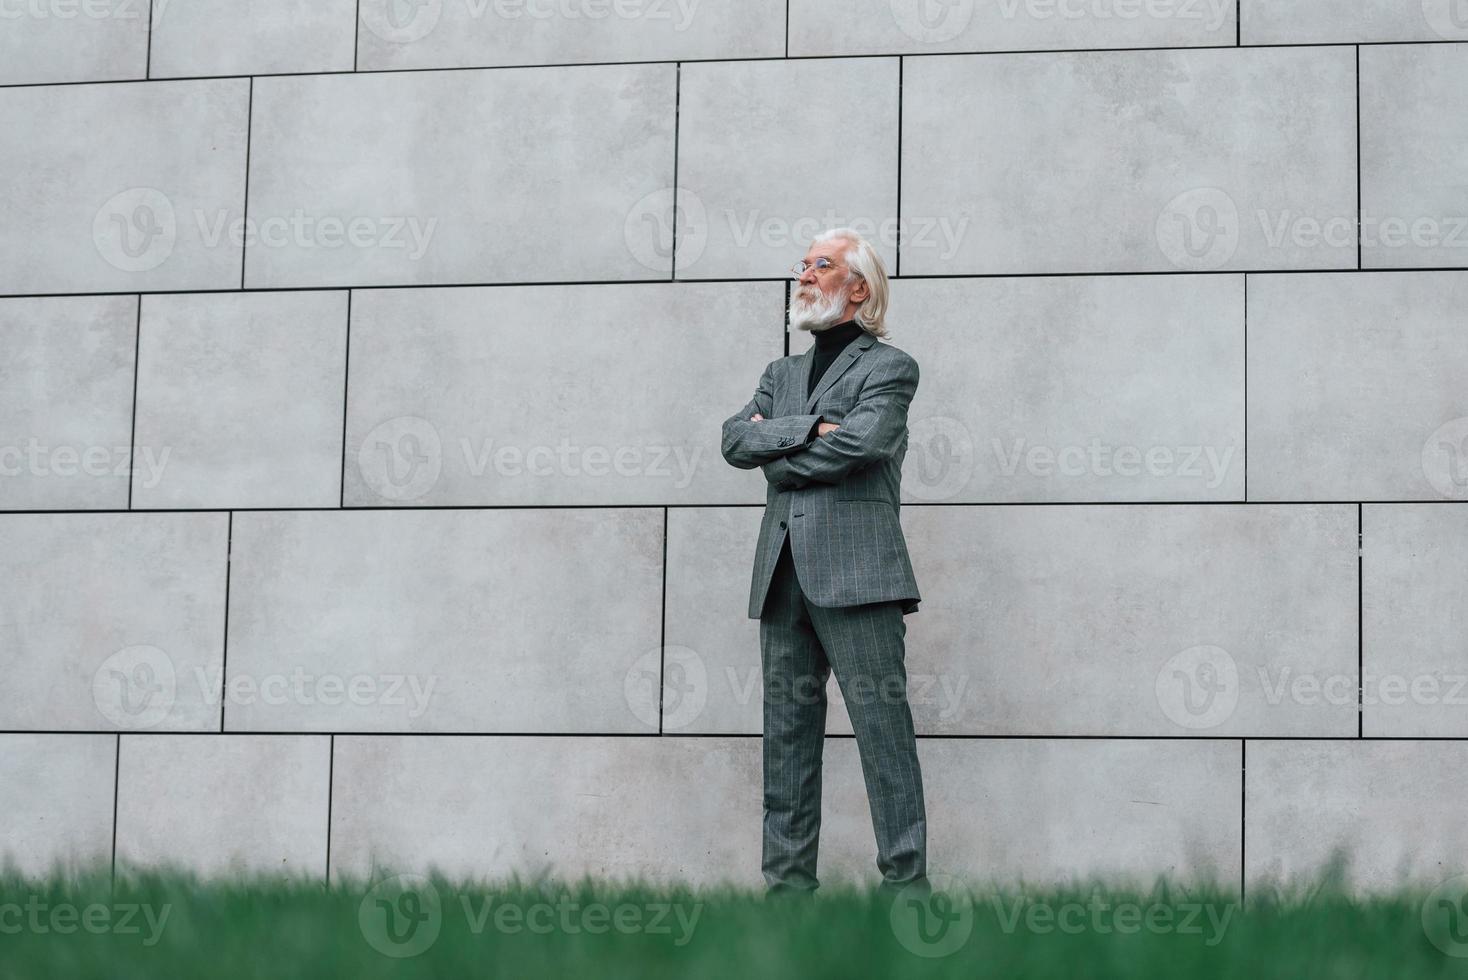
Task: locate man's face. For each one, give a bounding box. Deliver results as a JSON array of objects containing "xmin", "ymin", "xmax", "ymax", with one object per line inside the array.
[{"xmin": 789, "ymin": 240, "xmax": 861, "ymax": 331}]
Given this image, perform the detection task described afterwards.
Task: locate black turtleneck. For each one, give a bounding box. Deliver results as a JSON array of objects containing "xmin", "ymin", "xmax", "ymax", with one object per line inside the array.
[{"xmin": 807, "ymin": 318, "xmax": 865, "ymax": 398}]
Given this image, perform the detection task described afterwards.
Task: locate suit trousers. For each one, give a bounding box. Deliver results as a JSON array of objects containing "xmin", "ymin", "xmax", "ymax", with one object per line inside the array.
[{"xmin": 759, "ymin": 535, "xmax": 928, "ymax": 892}]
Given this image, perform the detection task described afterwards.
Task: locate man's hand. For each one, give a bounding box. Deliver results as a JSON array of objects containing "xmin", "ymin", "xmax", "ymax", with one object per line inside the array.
[{"xmin": 752, "ymin": 412, "xmax": 840, "ymax": 438}]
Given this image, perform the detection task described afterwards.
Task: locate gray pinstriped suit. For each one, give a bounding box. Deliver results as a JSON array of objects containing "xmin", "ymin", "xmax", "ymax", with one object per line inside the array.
[{"xmin": 720, "ymin": 328, "xmax": 927, "ymax": 893}]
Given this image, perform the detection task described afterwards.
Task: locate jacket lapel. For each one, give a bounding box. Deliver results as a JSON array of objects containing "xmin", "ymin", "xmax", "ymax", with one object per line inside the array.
[{"xmin": 802, "ymin": 330, "xmax": 878, "ymax": 413}]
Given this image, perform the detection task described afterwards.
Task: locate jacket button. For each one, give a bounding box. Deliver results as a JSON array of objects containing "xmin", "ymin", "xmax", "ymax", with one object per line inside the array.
[{"xmin": 778, "ymin": 520, "xmax": 786, "ymax": 530}]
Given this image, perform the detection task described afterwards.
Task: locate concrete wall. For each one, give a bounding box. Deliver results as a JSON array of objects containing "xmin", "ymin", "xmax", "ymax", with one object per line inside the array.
[{"xmin": 2, "ymin": 1, "xmax": 1467, "ymax": 896}]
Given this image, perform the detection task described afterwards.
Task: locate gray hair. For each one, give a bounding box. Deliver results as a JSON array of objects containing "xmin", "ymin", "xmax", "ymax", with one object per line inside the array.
[{"xmin": 812, "ymin": 227, "xmax": 891, "ymax": 339}]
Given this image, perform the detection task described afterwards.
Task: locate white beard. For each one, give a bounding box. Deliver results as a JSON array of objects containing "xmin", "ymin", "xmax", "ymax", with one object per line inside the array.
[{"xmin": 788, "ymin": 279, "xmax": 853, "ymax": 332}]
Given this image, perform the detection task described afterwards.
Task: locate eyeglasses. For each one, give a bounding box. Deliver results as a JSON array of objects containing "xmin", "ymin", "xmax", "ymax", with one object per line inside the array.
[{"xmin": 790, "ymin": 257, "xmax": 853, "ymax": 277}]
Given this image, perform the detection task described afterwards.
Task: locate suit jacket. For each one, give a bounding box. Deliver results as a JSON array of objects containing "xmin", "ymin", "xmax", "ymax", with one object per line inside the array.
[{"xmin": 720, "ymin": 329, "xmax": 922, "ymax": 619}]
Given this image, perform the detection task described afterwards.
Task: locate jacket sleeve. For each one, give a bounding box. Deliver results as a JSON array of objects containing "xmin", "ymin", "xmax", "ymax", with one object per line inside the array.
[
  {"xmin": 720, "ymin": 360, "xmax": 824, "ymax": 470},
  {"xmin": 760, "ymin": 352, "xmax": 918, "ymax": 490}
]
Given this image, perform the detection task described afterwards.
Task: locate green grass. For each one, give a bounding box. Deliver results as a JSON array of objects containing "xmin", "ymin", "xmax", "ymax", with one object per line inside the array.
[{"xmin": 1, "ymin": 858, "xmax": 1465, "ymax": 979}]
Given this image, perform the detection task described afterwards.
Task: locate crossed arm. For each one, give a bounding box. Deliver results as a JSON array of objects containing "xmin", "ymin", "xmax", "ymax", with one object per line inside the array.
[
  {"xmin": 719, "ymin": 360, "xmax": 823, "ymax": 470},
  {"xmin": 719, "ymin": 353, "xmax": 919, "ymax": 492}
]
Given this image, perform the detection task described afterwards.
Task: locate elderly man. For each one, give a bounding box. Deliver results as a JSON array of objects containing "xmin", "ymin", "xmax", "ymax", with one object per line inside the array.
[{"xmin": 720, "ymin": 227, "xmax": 927, "ymax": 898}]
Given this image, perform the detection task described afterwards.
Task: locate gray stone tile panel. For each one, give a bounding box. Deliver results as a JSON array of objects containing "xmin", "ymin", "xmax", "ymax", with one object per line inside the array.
[
  {"xmin": 0, "ymin": 513, "xmax": 229, "ymax": 731},
  {"xmin": 1362, "ymin": 504, "xmax": 1468, "ymax": 736},
  {"xmin": 244, "ymin": 64, "xmax": 677, "ymax": 287},
  {"xmin": 791, "ymin": 0, "xmax": 1236, "ymax": 55},
  {"xmin": 1247, "ymin": 272, "xmax": 1468, "ymax": 501},
  {"xmin": 0, "ymin": 734, "xmax": 116, "ymax": 877},
  {"xmin": 1247, "ymin": 740, "xmax": 1468, "ymax": 893},
  {"xmin": 0, "ymin": 295, "xmax": 138, "ymax": 511},
  {"xmin": 0, "ymin": 78, "xmax": 249, "ymax": 294},
  {"xmin": 132, "ymin": 290, "xmax": 348, "ymax": 509},
  {"xmin": 675, "ymin": 57, "xmax": 900, "ymax": 279},
  {"xmin": 357, "ymin": 0, "xmax": 784, "ymax": 70},
  {"xmin": 115, "ymin": 734, "xmax": 331, "ymax": 878},
  {"xmin": 150, "ymin": 0, "xmax": 358, "ymax": 77},
  {"xmin": 901, "ymin": 47, "xmax": 1357, "ymax": 275},
  {"xmin": 225, "ymin": 508, "xmax": 663, "ymax": 732}
]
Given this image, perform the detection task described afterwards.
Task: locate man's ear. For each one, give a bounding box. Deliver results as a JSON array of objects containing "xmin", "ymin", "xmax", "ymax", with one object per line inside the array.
[{"xmin": 848, "ymin": 277, "xmax": 870, "ymax": 304}]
